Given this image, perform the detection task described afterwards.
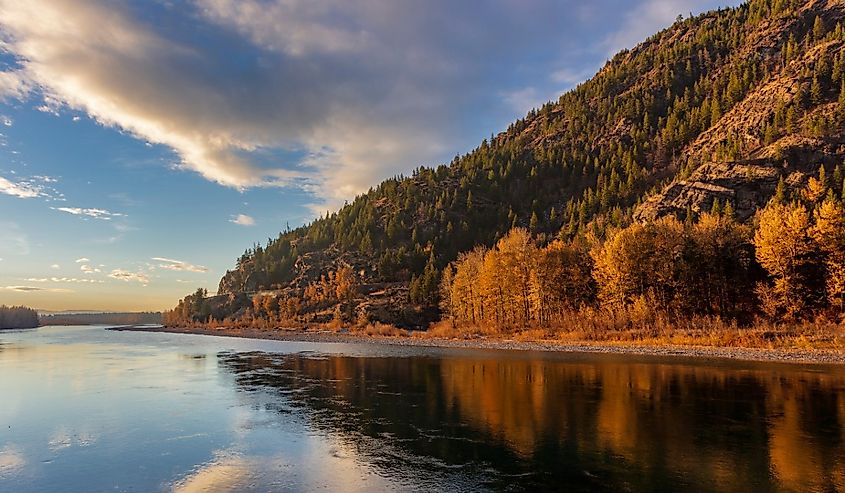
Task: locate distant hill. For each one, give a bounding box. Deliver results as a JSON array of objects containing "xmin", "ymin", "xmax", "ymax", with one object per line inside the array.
[
  {"xmin": 40, "ymin": 312, "xmax": 162, "ymax": 326},
  {"xmin": 172, "ymin": 0, "xmax": 845, "ymax": 327}
]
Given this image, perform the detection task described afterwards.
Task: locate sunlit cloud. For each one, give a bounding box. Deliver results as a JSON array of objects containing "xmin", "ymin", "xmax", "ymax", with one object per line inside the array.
[
  {"xmin": 50, "ymin": 263, "xmax": 60, "ymax": 269},
  {"xmin": 25, "ymin": 277, "xmax": 104, "ymax": 284},
  {"xmin": 229, "ymin": 214, "xmax": 255, "ymax": 226},
  {"xmin": 152, "ymin": 257, "xmax": 209, "ymax": 273},
  {"xmin": 53, "ymin": 207, "xmax": 124, "ymax": 220},
  {"xmin": 75, "ymin": 257, "xmax": 90, "ymax": 263},
  {"xmin": 108, "ymin": 269, "xmax": 150, "ymax": 285},
  {"xmin": 79, "ymin": 264, "xmax": 101, "ymax": 274},
  {"xmin": 0, "ymin": 175, "xmax": 44, "ymax": 199}
]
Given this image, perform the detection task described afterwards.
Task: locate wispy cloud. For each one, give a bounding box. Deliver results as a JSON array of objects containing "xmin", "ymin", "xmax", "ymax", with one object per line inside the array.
[
  {"xmin": 108, "ymin": 269, "xmax": 150, "ymax": 285},
  {"xmin": 0, "ymin": 174, "xmax": 62, "ymax": 200},
  {"xmin": 0, "ymin": 0, "xmax": 738, "ymax": 212},
  {"xmin": 2, "ymin": 285, "xmax": 72, "ymax": 292},
  {"xmin": 75, "ymin": 257, "xmax": 90, "ymax": 263},
  {"xmin": 229, "ymin": 214, "xmax": 255, "ymax": 226},
  {"xmin": 53, "ymin": 207, "xmax": 124, "ymax": 220},
  {"xmin": 50, "ymin": 264, "xmax": 60, "ymax": 269},
  {"xmin": 25, "ymin": 277, "xmax": 104, "ymax": 284},
  {"xmin": 0, "ymin": 175, "xmax": 44, "ymax": 199},
  {"xmin": 152, "ymin": 257, "xmax": 209, "ymax": 273}
]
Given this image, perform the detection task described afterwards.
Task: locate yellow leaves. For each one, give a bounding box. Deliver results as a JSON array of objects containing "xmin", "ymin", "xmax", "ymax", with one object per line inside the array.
[
  {"xmin": 333, "ymin": 265, "xmax": 358, "ymax": 302},
  {"xmin": 446, "ymin": 228, "xmax": 594, "ymax": 329},
  {"xmin": 754, "ymin": 202, "xmax": 812, "ymax": 280},
  {"xmin": 810, "ymin": 198, "xmax": 845, "ymax": 308},
  {"xmin": 805, "ymin": 176, "xmax": 828, "ymax": 203}
]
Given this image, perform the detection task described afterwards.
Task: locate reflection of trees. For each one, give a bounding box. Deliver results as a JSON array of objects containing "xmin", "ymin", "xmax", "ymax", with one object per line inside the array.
[{"xmin": 218, "ymin": 352, "xmax": 845, "ymax": 492}]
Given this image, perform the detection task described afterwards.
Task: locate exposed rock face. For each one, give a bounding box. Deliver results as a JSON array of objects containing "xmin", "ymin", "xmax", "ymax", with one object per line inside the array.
[{"xmin": 636, "ymin": 135, "xmax": 845, "ymax": 222}]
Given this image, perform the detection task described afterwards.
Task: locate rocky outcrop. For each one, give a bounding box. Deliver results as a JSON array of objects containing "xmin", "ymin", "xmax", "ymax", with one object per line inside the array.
[{"xmin": 636, "ymin": 132, "xmax": 845, "ymax": 222}]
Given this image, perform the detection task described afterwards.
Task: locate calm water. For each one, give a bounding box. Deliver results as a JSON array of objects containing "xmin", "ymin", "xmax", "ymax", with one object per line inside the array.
[{"xmin": 1, "ymin": 326, "xmax": 845, "ymax": 492}]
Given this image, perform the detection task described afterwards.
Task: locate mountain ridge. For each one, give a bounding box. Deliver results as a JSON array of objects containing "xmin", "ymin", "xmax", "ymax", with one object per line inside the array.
[{"xmin": 169, "ymin": 0, "xmax": 845, "ymax": 328}]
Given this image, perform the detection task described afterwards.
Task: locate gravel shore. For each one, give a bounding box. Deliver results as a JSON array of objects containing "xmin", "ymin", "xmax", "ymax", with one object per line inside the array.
[{"xmin": 108, "ymin": 325, "xmax": 845, "ymax": 365}]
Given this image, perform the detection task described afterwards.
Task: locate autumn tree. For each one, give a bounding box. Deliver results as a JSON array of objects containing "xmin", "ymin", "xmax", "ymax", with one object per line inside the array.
[
  {"xmin": 810, "ymin": 197, "xmax": 845, "ymax": 311},
  {"xmin": 532, "ymin": 239, "xmax": 596, "ymax": 322},
  {"xmin": 754, "ymin": 202, "xmax": 821, "ymax": 318}
]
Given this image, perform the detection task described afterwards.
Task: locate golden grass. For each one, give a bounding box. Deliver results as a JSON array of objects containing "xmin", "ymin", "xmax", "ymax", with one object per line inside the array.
[{"xmin": 420, "ymin": 309, "xmax": 845, "ymax": 350}]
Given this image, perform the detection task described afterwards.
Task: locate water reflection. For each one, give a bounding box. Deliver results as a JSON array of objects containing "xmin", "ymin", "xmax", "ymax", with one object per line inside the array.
[{"xmin": 219, "ymin": 352, "xmax": 845, "ymax": 492}]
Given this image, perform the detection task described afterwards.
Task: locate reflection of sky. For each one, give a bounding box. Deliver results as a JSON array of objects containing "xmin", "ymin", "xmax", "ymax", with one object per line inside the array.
[
  {"xmin": 5, "ymin": 326, "xmax": 845, "ymax": 492},
  {"xmin": 0, "ymin": 326, "xmax": 415, "ymax": 492}
]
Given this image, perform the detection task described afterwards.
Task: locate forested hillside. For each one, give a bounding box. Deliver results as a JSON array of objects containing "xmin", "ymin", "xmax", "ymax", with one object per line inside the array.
[{"xmin": 169, "ymin": 0, "xmax": 845, "ymax": 330}]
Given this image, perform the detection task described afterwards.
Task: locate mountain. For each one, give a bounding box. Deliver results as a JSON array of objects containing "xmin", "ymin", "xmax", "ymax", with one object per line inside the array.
[{"xmin": 174, "ymin": 0, "xmax": 845, "ymax": 328}]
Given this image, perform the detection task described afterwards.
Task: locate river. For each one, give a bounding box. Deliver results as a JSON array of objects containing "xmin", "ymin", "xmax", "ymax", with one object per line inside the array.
[{"xmin": 1, "ymin": 325, "xmax": 844, "ymax": 492}]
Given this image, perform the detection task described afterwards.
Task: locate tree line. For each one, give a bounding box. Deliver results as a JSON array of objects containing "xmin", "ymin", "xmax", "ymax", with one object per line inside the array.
[
  {"xmin": 0, "ymin": 306, "xmax": 39, "ymax": 329},
  {"xmin": 441, "ymin": 171, "xmax": 845, "ymax": 329}
]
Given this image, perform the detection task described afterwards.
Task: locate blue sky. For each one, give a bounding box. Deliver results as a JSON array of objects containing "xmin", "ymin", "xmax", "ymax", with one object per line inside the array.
[{"xmin": 0, "ymin": 0, "xmax": 738, "ymax": 311}]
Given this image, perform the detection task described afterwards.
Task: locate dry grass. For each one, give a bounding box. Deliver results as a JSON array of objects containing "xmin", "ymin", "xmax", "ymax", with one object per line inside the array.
[
  {"xmin": 420, "ymin": 309, "xmax": 845, "ymax": 350},
  {"xmin": 350, "ymin": 322, "xmax": 410, "ymax": 337}
]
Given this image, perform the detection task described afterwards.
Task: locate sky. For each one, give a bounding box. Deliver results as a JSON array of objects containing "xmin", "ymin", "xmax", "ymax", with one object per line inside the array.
[{"xmin": 0, "ymin": 0, "xmax": 739, "ymax": 312}]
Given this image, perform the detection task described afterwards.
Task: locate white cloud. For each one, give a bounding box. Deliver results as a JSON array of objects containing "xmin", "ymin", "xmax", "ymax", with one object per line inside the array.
[
  {"xmin": 602, "ymin": 0, "xmax": 729, "ymax": 55},
  {"xmin": 50, "ymin": 264, "xmax": 60, "ymax": 269},
  {"xmin": 75, "ymin": 257, "xmax": 90, "ymax": 263},
  {"xmin": 502, "ymin": 87, "xmax": 546, "ymax": 114},
  {"xmin": 0, "ymin": 70, "xmax": 31, "ymax": 100},
  {"xmin": 229, "ymin": 214, "xmax": 255, "ymax": 226},
  {"xmin": 108, "ymin": 269, "xmax": 150, "ymax": 285},
  {"xmin": 0, "ymin": 175, "xmax": 43, "ymax": 199},
  {"xmin": 152, "ymin": 257, "xmax": 209, "ymax": 273},
  {"xmin": 53, "ymin": 207, "xmax": 124, "ymax": 220},
  {"xmin": 79, "ymin": 264, "xmax": 101, "ymax": 274},
  {"xmin": 0, "ymin": 0, "xmax": 739, "ymax": 211},
  {"xmin": 1, "ymin": 115, "xmax": 11, "ymax": 127}
]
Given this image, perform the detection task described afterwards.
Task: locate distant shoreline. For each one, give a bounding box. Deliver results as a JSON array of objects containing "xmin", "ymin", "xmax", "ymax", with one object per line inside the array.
[{"xmin": 108, "ymin": 325, "xmax": 845, "ymax": 365}]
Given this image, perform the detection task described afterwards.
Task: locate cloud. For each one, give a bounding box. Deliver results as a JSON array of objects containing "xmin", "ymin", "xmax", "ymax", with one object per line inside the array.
[
  {"xmin": 229, "ymin": 214, "xmax": 255, "ymax": 226},
  {"xmin": 2, "ymin": 285, "xmax": 72, "ymax": 292},
  {"xmin": 501, "ymin": 87, "xmax": 546, "ymax": 114},
  {"xmin": 601, "ymin": 0, "xmax": 731, "ymax": 55},
  {"xmin": 50, "ymin": 264, "xmax": 60, "ymax": 269},
  {"xmin": 75, "ymin": 257, "xmax": 90, "ymax": 263},
  {"xmin": 79, "ymin": 264, "xmax": 101, "ymax": 274},
  {"xmin": 0, "ymin": 0, "xmax": 738, "ymax": 211},
  {"xmin": 108, "ymin": 269, "xmax": 150, "ymax": 285},
  {"xmin": 152, "ymin": 257, "xmax": 209, "ymax": 273},
  {"xmin": 1, "ymin": 115, "xmax": 11, "ymax": 127},
  {"xmin": 53, "ymin": 207, "xmax": 124, "ymax": 220},
  {"xmin": 0, "ymin": 175, "xmax": 44, "ymax": 199},
  {"xmin": 0, "ymin": 70, "xmax": 31, "ymax": 101},
  {"xmin": 25, "ymin": 277, "xmax": 104, "ymax": 284}
]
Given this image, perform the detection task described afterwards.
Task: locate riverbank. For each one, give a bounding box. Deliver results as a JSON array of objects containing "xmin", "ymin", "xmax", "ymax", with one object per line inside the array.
[{"xmin": 109, "ymin": 324, "xmax": 845, "ymax": 365}]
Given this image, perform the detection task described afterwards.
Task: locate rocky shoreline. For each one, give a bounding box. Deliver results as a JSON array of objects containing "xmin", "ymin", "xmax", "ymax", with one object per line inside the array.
[{"xmin": 108, "ymin": 325, "xmax": 845, "ymax": 365}]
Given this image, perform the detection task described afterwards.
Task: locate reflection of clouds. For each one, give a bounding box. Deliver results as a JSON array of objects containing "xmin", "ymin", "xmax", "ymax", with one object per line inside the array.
[
  {"xmin": 172, "ymin": 452, "xmax": 253, "ymax": 493},
  {"xmin": 171, "ymin": 442, "xmax": 396, "ymax": 492},
  {"xmin": 0, "ymin": 445, "xmax": 26, "ymax": 478},
  {"xmin": 48, "ymin": 427, "xmax": 98, "ymax": 452}
]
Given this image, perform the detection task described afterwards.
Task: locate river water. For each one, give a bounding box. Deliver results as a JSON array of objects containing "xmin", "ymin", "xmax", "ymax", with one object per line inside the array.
[{"xmin": 1, "ymin": 325, "xmax": 844, "ymax": 492}]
